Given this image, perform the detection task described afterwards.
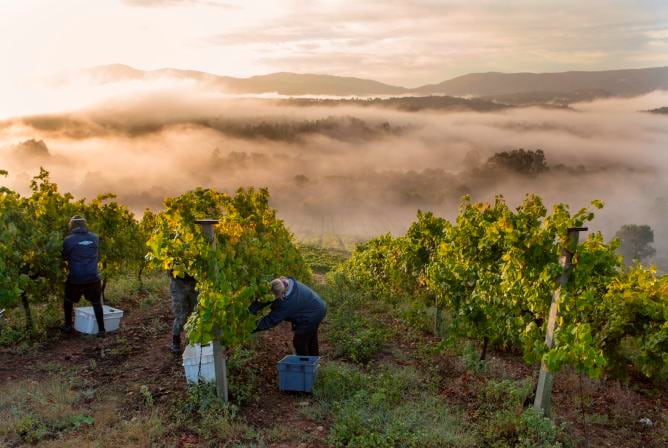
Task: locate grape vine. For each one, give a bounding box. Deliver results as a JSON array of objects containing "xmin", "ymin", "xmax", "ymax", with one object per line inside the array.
[
  {"xmin": 333, "ymin": 194, "xmax": 667, "ymax": 380},
  {"xmin": 0, "ymin": 169, "xmax": 149, "ymax": 333},
  {"xmin": 146, "ymin": 187, "xmax": 310, "ymax": 347}
]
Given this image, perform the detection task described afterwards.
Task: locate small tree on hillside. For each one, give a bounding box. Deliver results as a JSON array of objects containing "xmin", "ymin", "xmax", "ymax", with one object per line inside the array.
[
  {"xmin": 486, "ymin": 148, "xmax": 548, "ymax": 175},
  {"xmin": 615, "ymin": 224, "xmax": 656, "ymax": 264}
]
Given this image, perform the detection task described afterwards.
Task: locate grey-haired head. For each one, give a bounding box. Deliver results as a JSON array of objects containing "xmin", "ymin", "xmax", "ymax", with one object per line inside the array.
[{"xmin": 270, "ymin": 277, "xmax": 288, "ymax": 299}]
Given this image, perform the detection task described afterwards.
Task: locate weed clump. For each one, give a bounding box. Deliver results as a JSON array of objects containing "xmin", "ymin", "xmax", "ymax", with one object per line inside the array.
[{"xmin": 312, "ymin": 362, "xmax": 472, "ymax": 447}]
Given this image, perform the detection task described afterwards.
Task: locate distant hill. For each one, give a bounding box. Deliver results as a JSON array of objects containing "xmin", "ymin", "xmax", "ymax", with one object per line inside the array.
[
  {"xmin": 86, "ymin": 64, "xmax": 146, "ymax": 81},
  {"xmin": 281, "ymin": 95, "xmax": 513, "ymax": 112},
  {"xmin": 647, "ymin": 106, "xmax": 668, "ymax": 114},
  {"xmin": 479, "ymin": 89, "xmax": 611, "ymax": 107},
  {"xmin": 86, "ymin": 64, "xmax": 668, "ymax": 99},
  {"xmin": 413, "ymin": 67, "xmax": 668, "ymax": 97},
  {"xmin": 233, "ymin": 72, "xmax": 408, "ymax": 96},
  {"xmin": 86, "ymin": 64, "xmax": 407, "ymax": 96}
]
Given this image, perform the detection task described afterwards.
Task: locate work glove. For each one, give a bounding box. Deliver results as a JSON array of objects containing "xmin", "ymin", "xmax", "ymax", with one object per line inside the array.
[{"xmin": 248, "ymin": 300, "xmax": 272, "ymax": 315}]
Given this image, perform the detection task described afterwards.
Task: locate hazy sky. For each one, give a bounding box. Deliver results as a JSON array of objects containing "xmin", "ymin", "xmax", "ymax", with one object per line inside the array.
[{"xmin": 2, "ymin": 0, "xmax": 667, "ymax": 87}]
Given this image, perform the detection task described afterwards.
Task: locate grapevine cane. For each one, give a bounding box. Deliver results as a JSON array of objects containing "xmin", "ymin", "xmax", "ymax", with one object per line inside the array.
[
  {"xmin": 534, "ymin": 226, "xmax": 587, "ymax": 416},
  {"xmin": 195, "ymin": 219, "xmax": 229, "ymax": 403}
]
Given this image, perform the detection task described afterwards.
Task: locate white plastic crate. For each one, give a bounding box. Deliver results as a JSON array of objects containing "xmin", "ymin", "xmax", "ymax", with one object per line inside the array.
[
  {"xmin": 182, "ymin": 343, "xmax": 215, "ymax": 384},
  {"xmin": 74, "ymin": 305, "xmax": 124, "ymax": 334}
]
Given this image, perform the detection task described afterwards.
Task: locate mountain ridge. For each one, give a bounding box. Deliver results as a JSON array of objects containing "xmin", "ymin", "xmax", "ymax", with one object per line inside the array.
[
  {"xmin": 415, "ymin": 66, "xmax": 668, "ymax": 96},
  {"xmin": 85, "ymin": 64, "xmax": 668, "ymax": 98}
]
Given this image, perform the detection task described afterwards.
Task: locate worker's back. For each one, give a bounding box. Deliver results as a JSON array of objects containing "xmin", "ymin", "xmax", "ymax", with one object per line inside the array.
[{"xmin": 62, "ymin": 227, "xmax": 100, "ymax": 284}]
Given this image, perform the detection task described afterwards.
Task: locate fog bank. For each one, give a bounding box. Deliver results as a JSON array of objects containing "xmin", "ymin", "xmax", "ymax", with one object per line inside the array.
[{"xmin": 1, "ymin": 88, "xmax": 667, "ymax": 260}]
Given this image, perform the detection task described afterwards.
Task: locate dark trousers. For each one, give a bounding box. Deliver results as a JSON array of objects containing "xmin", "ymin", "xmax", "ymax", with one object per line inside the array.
[
  {"xmin": 293, "ymin": 327, "xmax": 320, "ymax": 356},
  {"xmin": 64, "ymin": 280, "xmax": 105, "ymax": 332},
  {"xmin": 169, "ymin": 276, "xmax": 198, "ymax": 337}
]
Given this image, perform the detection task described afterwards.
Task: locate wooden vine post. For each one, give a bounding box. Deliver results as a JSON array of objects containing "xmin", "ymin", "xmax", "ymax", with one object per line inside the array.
[
  {"xmin": 195, "ymin": 218, "xmax": 229, "ymax": 402},
  {"xmin": 534, "ymin": 226, "xmax": 587, "ymax": 416}
]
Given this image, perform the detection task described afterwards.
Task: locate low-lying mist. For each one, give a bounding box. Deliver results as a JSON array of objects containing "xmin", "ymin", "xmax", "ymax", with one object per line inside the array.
[{"xmin": 1, "ymin": 86, "xmax": 667, "ymax": 263}]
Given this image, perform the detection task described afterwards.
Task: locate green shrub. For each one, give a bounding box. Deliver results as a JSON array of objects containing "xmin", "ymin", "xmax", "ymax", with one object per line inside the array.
[
  {"xmin": 0, "ymin": 318, "xmax": 23, "ymax": 346},
  {"xmin": 0, "ymin": 301, "xmax": 62, "ymax": 347},
  {"xmin": 398, "ymin": 302, "xmax": 434, "ymax": 333},
  {"xmin": 314, "ymin": 362, "xmax": 367, "ymax": 403},
  {"xmin": 517, "ymin": 408, "xmax": 568, "ymax": 448},
  {"xmin": 329, "ymin": 316, "xmax": 388, "ymax": 364},
  {"xmin": 325, "ymin": 287, "xmax": 389, "ymax": 364},
  {"xmin": 460, "ymin": 342, "xmax": 489, "ymax": 373},
  {"xmin": 16, "ymin": 415, "xmax": 49, "ymax": 444},
  {"xmin": 328, "ymin": 389, "xmax": 470, "ymax": 448},
  {"xmin": 227, "ymin": 347, "xmax": 259, "ymax": 406},
  {"xmin": 170, "ymin": 383, "xmax": 258, "ymax": 446},
  {"xmin": 473, "ymin": 380, "xmax": 571, "ymax": 448},
  {"xmin": 370, "ymin": 367, "xmax": 425, "ymax": 404},
  {"xmin": 316, "ymin": 364, "xmax": 470, "ymax": 447},
  {"xmin": 477, "ymin": 409, "xmax": 522, "ymax": 447},
  {"xmin": 477, "ymin": 378, "xmax": 533, "ymax": 414}
]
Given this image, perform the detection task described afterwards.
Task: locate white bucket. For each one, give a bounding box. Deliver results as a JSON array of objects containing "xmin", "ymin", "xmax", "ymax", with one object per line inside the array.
[
  {"xmin": 182, "ymin": 343, "xmax": 215, "ymax": 383},
  {"xmin": 74, "ymin": 305, "xmax": 124, "ymax": 334}
]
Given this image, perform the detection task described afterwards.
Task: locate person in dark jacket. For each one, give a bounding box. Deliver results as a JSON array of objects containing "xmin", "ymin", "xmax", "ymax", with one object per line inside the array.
[
  {"xmin": 250, "ymin": 277, "xmax": 327, "ymax": 356},
  {"xmin": 61, "ymin": 215, "xmax": 106, "ymax": 337},
  {"xmin": 169, "ymin": 271, "xmax": 198, "ymax": 354}
]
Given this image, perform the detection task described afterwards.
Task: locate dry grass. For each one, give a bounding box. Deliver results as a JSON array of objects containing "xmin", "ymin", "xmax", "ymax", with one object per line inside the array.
[
  {"xmin": 0, "ymin": 376, "xmax": 88, "ymax": 445},
  {"xmin": 0, "ymin": 375, "xmax": 169, "ymax": 447},
  {"xmin": 39, "ymin": 411, "xmax": 165, "ymax": 448}
]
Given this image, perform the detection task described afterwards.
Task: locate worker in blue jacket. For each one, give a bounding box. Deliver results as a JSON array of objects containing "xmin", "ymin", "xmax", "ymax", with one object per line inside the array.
[
  {"xmin": 250, "ymin": 277, "xmax": 326, "ymax": 356},
  {"xmin": 61, "ymin": 215, "xmax": 106, "ymax": 337}
]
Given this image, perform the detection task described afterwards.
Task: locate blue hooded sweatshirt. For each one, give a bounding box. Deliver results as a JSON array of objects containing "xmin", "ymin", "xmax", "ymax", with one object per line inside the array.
[
  {"xmin": 62, "ymin": 227, "xmax": 101, "ymax": 284},
  {"xmin": 252, "ymin": 278, "xmax": 327, "ymax": 335}
]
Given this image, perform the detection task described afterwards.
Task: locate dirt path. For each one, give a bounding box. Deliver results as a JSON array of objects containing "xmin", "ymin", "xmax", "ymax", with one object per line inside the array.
[
  {"xmin": 0, "ymin": 296, "xmax": 188, "ymax": 425},
  {"xmin": 0, "ymin": 290, "xmax": 332, "ymax": 447}
]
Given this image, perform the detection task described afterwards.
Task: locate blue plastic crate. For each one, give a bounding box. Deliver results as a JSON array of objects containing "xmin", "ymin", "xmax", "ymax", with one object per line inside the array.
[{"xmin": 277, "ymin": 355, "xmax": 320, "ymax": 392}]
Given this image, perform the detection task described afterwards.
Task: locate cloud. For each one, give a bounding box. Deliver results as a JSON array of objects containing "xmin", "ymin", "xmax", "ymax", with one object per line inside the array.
[
  {"xmin": 123, "ymin": 0, "xmax": 235, "ymax": 7},
  {"xmin": 202, "ymin": 0, "xmax": 668, "ymax": 85},
  {"xmin": 2, "ymin": 0, "xmax": 667, "ymax": 92},
  {"xmin": 645, "ymin": 28, "xmax": 668, "ymax": 40}
]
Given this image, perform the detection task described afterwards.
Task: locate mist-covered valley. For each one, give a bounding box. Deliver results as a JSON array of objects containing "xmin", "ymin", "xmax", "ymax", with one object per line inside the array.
[{"xmin": 1, "ymin": 83, "xmax": 667, "ymax": 263}]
